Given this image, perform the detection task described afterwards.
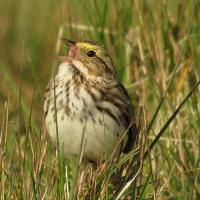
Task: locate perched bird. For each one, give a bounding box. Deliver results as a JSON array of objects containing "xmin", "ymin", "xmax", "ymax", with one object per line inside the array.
[{"xmin": 44, "ymin": 39, "xmax": 137, "ymax": 164}]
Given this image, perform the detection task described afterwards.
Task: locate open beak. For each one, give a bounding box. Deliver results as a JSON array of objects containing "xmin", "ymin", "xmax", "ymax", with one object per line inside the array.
[
  {"xmin": 61, "ymin": 38, "xmax": 77, "ymax": 47},
  {"xmin": 60, "ymin": 38, "xmax": 78, "ymax": 59}
]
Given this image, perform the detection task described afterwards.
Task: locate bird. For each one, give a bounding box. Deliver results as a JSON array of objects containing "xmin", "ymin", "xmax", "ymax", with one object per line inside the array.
[{"xmin": 44, "ymin": 39, "xmax": 137, "ymax": 164}]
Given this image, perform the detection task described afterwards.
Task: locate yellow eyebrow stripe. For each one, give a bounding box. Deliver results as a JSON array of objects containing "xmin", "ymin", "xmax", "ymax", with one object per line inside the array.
[{"xmin": 76, "ymin": 42, "xmax": 99, "ymax": 51}]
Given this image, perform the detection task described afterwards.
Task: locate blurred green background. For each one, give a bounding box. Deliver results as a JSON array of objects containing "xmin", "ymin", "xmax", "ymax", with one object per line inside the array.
[{"xmin": 0, "ymin": 0, "xmax": 200, "ymax": 199}]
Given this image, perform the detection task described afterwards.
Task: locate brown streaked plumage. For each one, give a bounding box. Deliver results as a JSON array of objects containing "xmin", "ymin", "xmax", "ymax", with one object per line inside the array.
[{"xmin": 44, "ymin": 39, "xmax": 137, "ymax": 163}]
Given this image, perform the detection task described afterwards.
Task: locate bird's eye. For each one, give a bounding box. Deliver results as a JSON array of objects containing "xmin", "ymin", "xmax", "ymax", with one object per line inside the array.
[{"xmin": 87, "ymin": 50, "xmax": 96, "ymax": 57}]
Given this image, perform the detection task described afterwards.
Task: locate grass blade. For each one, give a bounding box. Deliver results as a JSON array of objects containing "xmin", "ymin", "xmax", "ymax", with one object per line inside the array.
[{"xmin": 145, "ymin": 80, "xmax": 200, "ymax": 157}]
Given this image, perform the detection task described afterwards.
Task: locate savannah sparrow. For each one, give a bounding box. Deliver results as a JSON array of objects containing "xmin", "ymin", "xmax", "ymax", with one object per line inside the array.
[{"xmin": 44, "ymin": 39, "xmax": 137, "ymax": 163}]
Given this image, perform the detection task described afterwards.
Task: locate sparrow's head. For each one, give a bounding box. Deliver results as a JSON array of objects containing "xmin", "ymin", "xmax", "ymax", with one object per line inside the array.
[{"xmin": 61, "ymin": 39, "xmax": 116, "ymax": 82}]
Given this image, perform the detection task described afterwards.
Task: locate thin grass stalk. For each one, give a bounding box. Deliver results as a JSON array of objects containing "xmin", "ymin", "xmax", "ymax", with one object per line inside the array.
[
  {"xmin": 171, "ymin": 149, "xmax": 200, "ymax": 198},
  {"xmin": 146, "ymin": 37, "xmax": 188, "ymax": 134},
  {"xmin": 0, "ymin": 101, "xmax": 9, "ymax": 199},
  {"xmin": 146, "ymin": 18, "xmax": 193, "ymax": 134},
  {"xmin": 134, "ymin": 108, "xmax": 147, "ymax": 199},
  {"xmin": 70, "ymin": 123, "xmax": 87, "ymax": 200},
  {"xmin": 145, "ymin": 80, "xmax": 200, "ymax": 157},
  {"xmin": 52, "ymin": 56, "xmax": 61, "ymax": 198},
  {"xmin": 115, "ymin": 80, "xmax": 200, "ymax": 198}
]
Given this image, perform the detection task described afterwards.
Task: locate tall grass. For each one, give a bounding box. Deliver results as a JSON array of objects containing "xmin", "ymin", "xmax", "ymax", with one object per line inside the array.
[{"xmin": 0, "ymin": 0, "xmax": 200, "ymax": 199}]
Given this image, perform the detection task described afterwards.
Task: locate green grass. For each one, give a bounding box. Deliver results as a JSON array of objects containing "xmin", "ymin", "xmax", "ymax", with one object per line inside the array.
[{"xmin": 0, "ymin": 0, "xmax": 200, "ymax": 199}]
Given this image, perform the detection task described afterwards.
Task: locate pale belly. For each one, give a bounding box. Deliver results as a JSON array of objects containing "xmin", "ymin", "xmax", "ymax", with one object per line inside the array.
[{"xmin": 45, "ymin": 106, "xmax": 127, "ymax": 162}]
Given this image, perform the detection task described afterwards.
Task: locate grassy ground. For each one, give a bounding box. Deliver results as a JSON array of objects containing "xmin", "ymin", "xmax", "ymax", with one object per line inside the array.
[{"xmin": 0, "ymin": 0, "xmax": 200, "ymax": 199}]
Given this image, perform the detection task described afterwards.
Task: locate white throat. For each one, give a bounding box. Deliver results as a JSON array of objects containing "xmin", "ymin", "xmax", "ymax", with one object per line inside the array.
[
  {"xmin": 58, "ymin": 62, "xmax": 73, "ymax": 74},
  {"xmin": 72, "ymin": 60, "xmax": 90, "ymax": 77}
]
